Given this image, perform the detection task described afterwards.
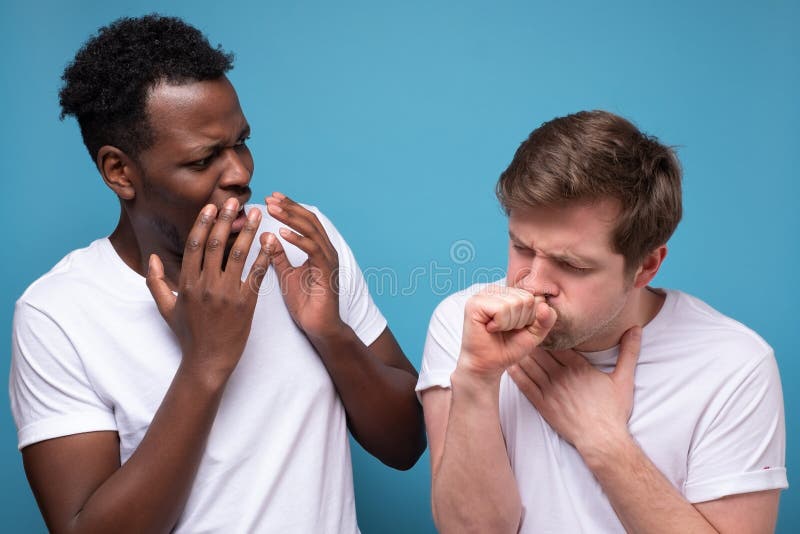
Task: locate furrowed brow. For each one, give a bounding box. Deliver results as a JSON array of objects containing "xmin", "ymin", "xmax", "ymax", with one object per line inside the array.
[{"xmin": 508, "ymin": 230, "xmax": 595, "ymax": 267}]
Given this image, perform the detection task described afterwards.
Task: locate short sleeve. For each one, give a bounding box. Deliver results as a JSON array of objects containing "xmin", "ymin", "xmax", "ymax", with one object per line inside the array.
[
  {"xmin": 314, "ymin": 210, "xmax": 387, "ymax": 347},
  {"xmin": 684, "ymin": 350, "xmax": 788, "ymax": 502},
  {"xmin": 9, "ymin": 301, "xmax": 117, "ymax": 450},
  {"xmin": 415, "ymin": 293, "xmax": 466, "ymax": 400}
]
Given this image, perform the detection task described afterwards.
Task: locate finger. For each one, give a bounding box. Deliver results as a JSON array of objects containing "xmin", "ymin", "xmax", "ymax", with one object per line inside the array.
[
  {"xmin": 496, "ymin": 292, "xmax": 524, "ymax": 331},
  {"xmin": 612, "ymin": 326, "xmax": 642, "ymax": 384},
  {"xmin": 266, "ymin": 194, "xmax": 336, "ymax": 260},
  {"xmin": 277, "ymin": 227, "xmax": 328, "ymax": 267},
  {"xmin": 145, "ymin": 254, "xmax": 176, "ymax": 323},
  {"xmin": 516, "ymin": 292, "xmax": 537, "ymax": 330},
  {"xmin": 549, "ymin": 348, "xmax": 588, "ymax": 368},
  {"xmin": 531, "ymin": 348, "xmax": 563, "ymax": 378},
  {"xmin": 480, "ymin": 295, "xmax": 516, "ymax": 332},
  {"xmin": 243, "ymin": 232, "xmax": 273, "ymax": 297},
  {"xmin": 225, "ymin": 207, "xmax": 262, "ymax": 281},
  {"xmin": 268, "ymin": 192, "xmax": 332, "ymax": 244},
  {"xmin": 508, "ymin": 363, "xmax": 544, "ymax": 404},
  {"xmin": 204, "ymin": 197, "xmax": 240, "ymax": 274},
  {"xmin": 180, "ymin": 204, "xmax": 217, "ymax": 286},
  {"xmin": 525, "ymin": 300, "xmax": 556, "ymax": 343},
  {"xmin": 264, "ymin": 231, "xmax": 294, "ymax": 281}
]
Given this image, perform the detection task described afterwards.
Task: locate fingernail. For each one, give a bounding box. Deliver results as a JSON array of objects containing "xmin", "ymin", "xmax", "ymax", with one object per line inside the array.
[
  {"xmin": 203, "ymin": 204, "xmax": 215, "ymax": 215},
  {"xmin": 247, "ymin": 208, "xmax": 260, "ymax": 221},
  {"xmin": 279, "ymin": 227, "xmax": 290, "ymax": 237},
  {"xmin": 273, "ymin": 191, "xmax": 286, "ymax": 200},
  {"xmin": 225, "ymin": 198, "xmax": 238, "ymax": 210},
  {"xmin": 269, "ymin": 203, "xmax": 284, "ymax": 213}
]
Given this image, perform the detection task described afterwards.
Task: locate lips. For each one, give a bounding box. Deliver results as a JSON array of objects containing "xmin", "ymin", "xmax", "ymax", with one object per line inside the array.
[{"xmin": 231, "ymin": 206, "xmax": 248, "ymax": 233}]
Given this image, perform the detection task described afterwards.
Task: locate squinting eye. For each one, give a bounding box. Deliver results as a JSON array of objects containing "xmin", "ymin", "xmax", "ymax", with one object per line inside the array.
[
  {"xmin": 191, "ymin": 156, "xmax": 212, "ymax": 168},
  {"xmin": 562, "ymin": 262, "xmax": 589, "ymax": 273},
  {"xmin": 235, "ymin": 135, "xmax": 251, "ymax": 146}
]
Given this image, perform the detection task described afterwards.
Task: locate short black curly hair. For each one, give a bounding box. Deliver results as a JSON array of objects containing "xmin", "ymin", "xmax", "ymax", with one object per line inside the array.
[{"xmin": 59, "ymin": 14, "xmax": 234, "ymax": 161}]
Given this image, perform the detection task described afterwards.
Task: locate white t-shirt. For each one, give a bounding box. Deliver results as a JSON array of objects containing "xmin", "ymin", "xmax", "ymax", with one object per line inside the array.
[
  {"xmin": 10, "ymin": 205, "xmax": 387, "ymax": 533},
  {"xmin": 417, "ymin": 283, "xmax": 788, "ymax": 533}
]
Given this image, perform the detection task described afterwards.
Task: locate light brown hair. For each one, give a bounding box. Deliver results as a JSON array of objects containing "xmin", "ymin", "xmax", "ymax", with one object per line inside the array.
[{"xmin": 496, "ymin": 110, "xmax": 682, "ymax": 269}]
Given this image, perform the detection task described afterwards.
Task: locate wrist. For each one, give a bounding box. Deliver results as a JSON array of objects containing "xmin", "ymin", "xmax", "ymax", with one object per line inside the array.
[
  {"xmin": 451, "ymin": 363, "xmax": 503, "ymax": 392},
  {"xmin": 305, "ymin": 319, "xmax": 355, "ymax": 350},
  {"xmin": 455, "ymin": 351, "xmax": 506, "ymax": 384},
  {"xmin": 574, "ymin": 425, "xmax": 636, "ymax": 472},
  {"xmin": 177, "ymin": 354, "xmax": 235, "ymax": 393}
]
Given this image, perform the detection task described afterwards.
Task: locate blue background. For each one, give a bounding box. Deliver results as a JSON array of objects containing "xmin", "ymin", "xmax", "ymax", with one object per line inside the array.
[{"xmin": 1, "ymin": 1, "xmax": 797, "ymax": 532}]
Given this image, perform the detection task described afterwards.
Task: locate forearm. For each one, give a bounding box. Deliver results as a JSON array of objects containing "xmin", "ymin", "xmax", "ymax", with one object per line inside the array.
[
  {"xmin": 433, "ymin": 368, "xmax": 521, "ymax": 534},
  {"xmin": 308, "ymin": 326, "xmax": 425, "ymax": 469},
  {"xmin": 68, "ymin": 361, "xmax": 229, "ymax": 533},
  {"xmin": 578, "ymin": 430, "xmax": 717, "ymax": 534}
]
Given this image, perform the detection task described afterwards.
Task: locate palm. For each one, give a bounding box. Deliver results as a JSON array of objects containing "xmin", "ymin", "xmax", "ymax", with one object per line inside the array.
[{"xmin": 280, "ymin": 262, "xmax": 339, "ymax": 335}]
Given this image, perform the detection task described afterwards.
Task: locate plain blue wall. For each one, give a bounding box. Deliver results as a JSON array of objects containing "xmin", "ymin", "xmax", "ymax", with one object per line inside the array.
[{"xmin": 1, "ymin": 1, "xmax": 796, "ymax": 532}]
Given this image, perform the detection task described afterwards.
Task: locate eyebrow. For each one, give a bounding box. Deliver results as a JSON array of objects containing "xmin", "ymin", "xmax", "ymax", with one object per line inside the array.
[
  {"xmin": 186, "ymin": 124, "xmax": 251, "ymax": 158},
  {"xmin": 508, "ymin": 230, "xmax": 597, "ymax": 267}
]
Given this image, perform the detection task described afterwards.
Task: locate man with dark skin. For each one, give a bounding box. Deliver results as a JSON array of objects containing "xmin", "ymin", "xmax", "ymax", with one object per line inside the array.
[{"xmin": 10, "ymin": 15, "xmax": 424, "ymax": 533}]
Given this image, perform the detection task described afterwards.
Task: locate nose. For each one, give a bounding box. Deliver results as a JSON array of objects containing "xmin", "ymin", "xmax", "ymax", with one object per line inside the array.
[
  {"xmin": 516, "ymin": 256, "xmax": 559, "ymax": 299},
  {"xmin": 218, "ymin": 146, "xmax": 253, "ymax": 188}
]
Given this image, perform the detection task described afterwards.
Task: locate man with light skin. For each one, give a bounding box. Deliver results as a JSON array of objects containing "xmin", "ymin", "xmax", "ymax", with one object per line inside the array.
[
  {"xmin": 417, "ymin": 111, "xmax": 787, "ymax": 533},
  {"xmin": 10, "ymin": 15, "xmax": 424, "ymax": 532}
]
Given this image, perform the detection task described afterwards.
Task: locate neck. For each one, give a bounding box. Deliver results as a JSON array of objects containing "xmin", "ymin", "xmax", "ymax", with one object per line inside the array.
[
  {"xmin": 108, "ymin": 208, "xmax": 181, "ymax": 291},
  {"xmin": 574, "ymin": 286, "xmax": 665, "ymax": 352}
]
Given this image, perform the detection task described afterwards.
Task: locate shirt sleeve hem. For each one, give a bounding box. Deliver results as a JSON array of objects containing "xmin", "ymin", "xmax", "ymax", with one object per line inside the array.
[
  {"xmin": 17, "ymin": 413, "xmax": 118, "ymax": 450},
  {"xmin": 684, "ymin": 468, "xmax": 788, "ymax": 503},
  {"xmin": 415, "ymin": 371, "xmax": 453, "ymax": 402},
  {"xmin": 357, "ymin": 316, "xmax": 388, "ymax": 348}
]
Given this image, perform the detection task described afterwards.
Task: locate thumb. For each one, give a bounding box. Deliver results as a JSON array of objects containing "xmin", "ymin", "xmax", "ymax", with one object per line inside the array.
[
  {"xmin": 525, "ymin": 300, "xmax": 557, "ymax": 345},
  {"xmin": 145, "ymin": 254, "xmax": 176, "ymax": 322},
  {"xmin": 613, "ymin": 326, "xmax": 642, "ymax": 384}
]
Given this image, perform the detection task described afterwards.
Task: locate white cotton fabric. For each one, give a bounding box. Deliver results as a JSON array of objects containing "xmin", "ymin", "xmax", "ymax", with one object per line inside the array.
[
  {"xmin": 10, "ymin": 205, "xmax": 386, "ymax": 533},
  {"xmin": 417, "ymin": 283, "xmax": 787, "ymax": 533}
]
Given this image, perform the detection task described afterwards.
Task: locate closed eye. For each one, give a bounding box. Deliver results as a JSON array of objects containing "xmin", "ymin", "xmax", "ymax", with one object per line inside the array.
[
  {"xmin": 189, "ymin": 152, "xmax": 217, "ymax": 169},
  {"xmin": 560, "ymin": 261, "xmax": 590, "ymax": 273}
]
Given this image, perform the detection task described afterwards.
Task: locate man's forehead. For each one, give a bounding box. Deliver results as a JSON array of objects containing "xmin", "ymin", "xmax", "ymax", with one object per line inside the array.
[
  {"xmin": 144, "ymin": 77, "xmax": 247, "ymax": 145},
  {"xmin": 508, "ymin": 199, "xmax": 621, "ymax": 257}
]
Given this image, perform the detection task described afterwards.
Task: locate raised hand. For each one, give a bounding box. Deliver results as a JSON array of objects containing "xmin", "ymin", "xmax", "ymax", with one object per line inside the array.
[
  {"xmin": 508, "ymin": 326, "xmax": 642, "ymax": 449},
  {"xmin": 145, "ymin": 198, "xmax": 271, "ymax": 381},
  {"xmin": 458, "ymin": 286, "xmax": 557, "ymax": 379},
  {"xmin": 264, "ymin": 192, "xmax": 342, "ymax": 341}
]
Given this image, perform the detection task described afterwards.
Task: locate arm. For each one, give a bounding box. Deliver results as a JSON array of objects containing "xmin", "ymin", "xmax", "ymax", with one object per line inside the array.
[
  {"xmin": 264, "ymin": 192, "xmax": 424, "ymax": 469},
  {"xmin": 508, "ymin": 328, "xmax": 780, "ymax": 533},
  {"xmin": 22, "ymin": 200, "xmax": 271, "ymax": 533},
  {"xmin": 424, "ymin": 287, "xmax": 556, "ymax": 533}
]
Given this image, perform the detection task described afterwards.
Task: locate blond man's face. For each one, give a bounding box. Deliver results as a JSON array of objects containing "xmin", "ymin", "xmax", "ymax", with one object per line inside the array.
[{"xmin": 506, "ymin": 199, "xmax": 636, "ymax": 352}]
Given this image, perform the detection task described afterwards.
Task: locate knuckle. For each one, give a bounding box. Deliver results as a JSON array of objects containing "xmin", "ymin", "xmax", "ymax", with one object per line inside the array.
[
  {"xmin": 250, "ymin": 265, "xmax": 267, "ymax": 278},
  {"xmin": 186, "ymin": 238, "xmax": 201, "ymax": 251},
  {"xmin": 230, "ymin": 248, "xmax": 244, "ymax": 263},
  {"xmin": 218, "ymin": 210, "xmax": 236, "ymax": 222},
  {"xmin": 207, "ymin": 238, "xmax": 221, "ymax": 251}
]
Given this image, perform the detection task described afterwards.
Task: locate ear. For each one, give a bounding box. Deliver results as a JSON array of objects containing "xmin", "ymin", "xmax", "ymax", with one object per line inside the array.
[
  {"xmin": 96, "ymin": 145, "xmax": 138, "ymax": 201},
  {"xmin": 632, "ymin": 245, "xmax": 667, "ymax": 289}
]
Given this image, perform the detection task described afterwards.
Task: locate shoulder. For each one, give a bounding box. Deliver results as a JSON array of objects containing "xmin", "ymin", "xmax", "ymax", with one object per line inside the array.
[
  {"xmin": 17, "ymin": 239, "xmax": 111, "ymax": 314},
  {"xmin": 651, "ymin": 289, "xmax": 773, "ymax": 372},
  {"xmin": 671, "ymin": 290, "xmax": 770, "ymax": 353}
]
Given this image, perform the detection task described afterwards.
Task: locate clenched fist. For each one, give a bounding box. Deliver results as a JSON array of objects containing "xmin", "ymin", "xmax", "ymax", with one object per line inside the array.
[{"xmin": 458, "ymin": 285, "xmax": 557, "ymax": 379}]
